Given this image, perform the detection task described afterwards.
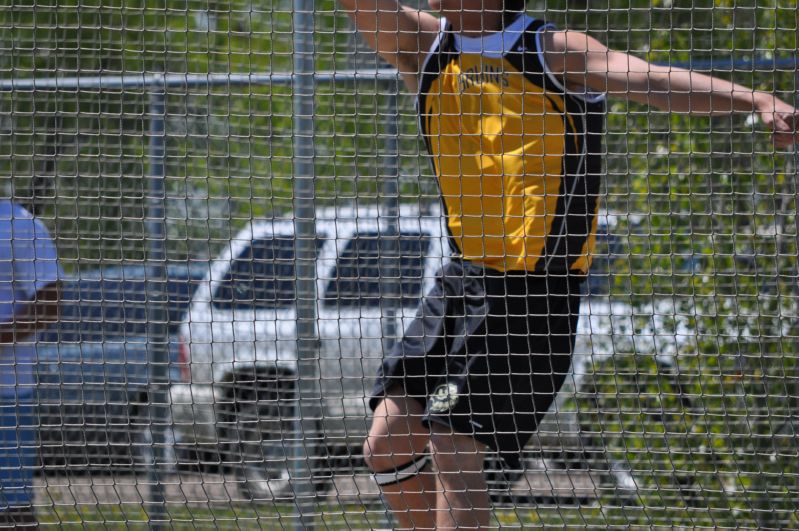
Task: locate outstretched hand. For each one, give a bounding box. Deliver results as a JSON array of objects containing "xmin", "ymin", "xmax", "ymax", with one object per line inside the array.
[{"xmin": 756, "ymin": 95, "xmax": 799, "ymax": 148}]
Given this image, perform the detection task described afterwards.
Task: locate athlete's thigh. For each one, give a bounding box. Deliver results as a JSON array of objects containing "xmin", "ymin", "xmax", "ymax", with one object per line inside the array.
[{"xmin": 367, "ymin": 387, "xmax": 431, "ymax": 461}]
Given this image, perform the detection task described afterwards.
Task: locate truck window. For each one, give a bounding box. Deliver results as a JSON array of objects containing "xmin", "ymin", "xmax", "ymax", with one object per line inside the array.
[
  {"xmin": 212, "ymin": 236, "xmax": 322, "ymax": 310},
  {"xmin": 323, "ymin": 231, "xmax": 430, "ymax": 308}
]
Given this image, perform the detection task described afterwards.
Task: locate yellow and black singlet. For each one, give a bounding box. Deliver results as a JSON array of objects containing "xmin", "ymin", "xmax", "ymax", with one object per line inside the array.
[{"xmin": 418, "ymin": 14, "xmax": 606, "ymax": 274}]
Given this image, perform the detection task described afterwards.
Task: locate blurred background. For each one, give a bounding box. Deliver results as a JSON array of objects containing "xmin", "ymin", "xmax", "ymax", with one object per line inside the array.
[{"xmin": 0, "ymin": 0, "xmax": 797, "ymax": 527}]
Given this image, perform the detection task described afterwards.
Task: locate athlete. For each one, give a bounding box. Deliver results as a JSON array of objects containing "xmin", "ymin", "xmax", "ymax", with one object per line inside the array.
[{"xmin": 337, "ymin": 0, "xmax": 799, "ymax": 527}]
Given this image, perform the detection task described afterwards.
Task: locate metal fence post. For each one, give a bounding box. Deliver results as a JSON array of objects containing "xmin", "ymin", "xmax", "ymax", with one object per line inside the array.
[
  {"xmin": 291, "ymin": 0, "xmax": 320, "ymax": 527},
  {"xmin": 379, "ymin": 90, "xmax": 400, "ymax": 352},
  {"xmin": 793, "ymin": 68, "xmax": 799, "ymax": 470},
  {"xmin": 144, "ymin": 84, "xmax": 170, "ymax": 529}
]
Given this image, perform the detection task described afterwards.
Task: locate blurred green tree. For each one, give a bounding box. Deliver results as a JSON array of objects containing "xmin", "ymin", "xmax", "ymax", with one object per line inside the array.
[
  {"xmin": 0, "ymin": 0, "xmax": 419, "ymax": 264},
  {"xmin": 534, "ymin": 0, "xmax": 799, "ymax": 526}
]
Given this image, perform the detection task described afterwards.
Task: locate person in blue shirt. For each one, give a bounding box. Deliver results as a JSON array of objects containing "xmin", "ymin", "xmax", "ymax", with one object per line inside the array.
[{"xmin": 0, "ymin": 199, "xmax": 62, "ymax": 528}]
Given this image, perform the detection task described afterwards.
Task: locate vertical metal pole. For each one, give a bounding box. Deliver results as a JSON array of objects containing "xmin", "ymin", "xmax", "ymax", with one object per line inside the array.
[
  {"xmin": 375, "ymin": 87, "xmax": 401, "ymax": 530},
  {"xmin": 291, "ymin": 0, "xmax": 320, "ymax": 527},
  {"xmin": 379, "ymin": 90, "xmax": 400, "ymax": 351},
  {"xmin": 793, "ymin": 69, "xmax": 799, "ymax": 468},
  {"xmin": 145, "ymin": 85, "xmax": 170, "ymax": 530}
]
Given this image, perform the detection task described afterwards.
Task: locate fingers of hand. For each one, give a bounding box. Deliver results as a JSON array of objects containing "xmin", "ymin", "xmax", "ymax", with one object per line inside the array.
[{"xmin": 769, "ymin": 112, "xmax": 799, "ymax": 148}]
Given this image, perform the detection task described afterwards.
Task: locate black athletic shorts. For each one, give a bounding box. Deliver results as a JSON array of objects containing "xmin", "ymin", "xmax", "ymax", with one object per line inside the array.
[{"xmin": 369, "ymin": 259, "xmax": 583, "ymax": 469}]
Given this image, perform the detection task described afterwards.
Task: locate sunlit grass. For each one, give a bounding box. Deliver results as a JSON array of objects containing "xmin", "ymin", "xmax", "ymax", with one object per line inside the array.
[{"xmin": 34, "ymin": 502, "xmax": 617, "ymax": 529}]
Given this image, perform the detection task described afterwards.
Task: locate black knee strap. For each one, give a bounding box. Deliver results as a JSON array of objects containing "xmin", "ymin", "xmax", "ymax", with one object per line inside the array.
[{"xmin": 372, "ymin": 454, "xmax": 431, "ymax": 487}]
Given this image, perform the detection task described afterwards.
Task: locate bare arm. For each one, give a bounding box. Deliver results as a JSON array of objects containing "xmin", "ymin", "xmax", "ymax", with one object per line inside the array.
[
  {"xmin": 0, "ymin": 281, "xmax": 61, "ymax": 344},
  {"xmin": 543, "ymin": 30, "xmax": 799, "ymax": 148},
  {"xmin": 338, "ymin": 0, "xmax": 440, "ymax": 91}
]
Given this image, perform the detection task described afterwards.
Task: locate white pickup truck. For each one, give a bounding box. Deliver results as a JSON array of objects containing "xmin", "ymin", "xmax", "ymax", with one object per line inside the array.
[{"xmin": 170, "ymin": 205, "xmax": 450, "ymax": 497}]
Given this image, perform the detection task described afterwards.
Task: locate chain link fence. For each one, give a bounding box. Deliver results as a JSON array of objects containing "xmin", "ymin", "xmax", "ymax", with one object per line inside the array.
[{"xmin": 0, "ymin": 0, "xmax": 797, "ymax": 527}]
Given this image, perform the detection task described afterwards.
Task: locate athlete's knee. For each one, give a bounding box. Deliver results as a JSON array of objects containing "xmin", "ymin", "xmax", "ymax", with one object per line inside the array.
[
  {"xmin": 362, "ymin": 419, "xmax": 431, "ymax": 487},
  {"xmin": 364, "ymin": 395, "xmax": 428, "ymax": 471},
  {"xmin": 363, "ymin": 430, "xmax": 421, "ymax": 473},
  {"xmin": 364, "ymin": 447, "xmax": 432, "ymax": 489},
  {"xmin": 362, "ymin": 434, "xmax": 388, "ymax": 472}
]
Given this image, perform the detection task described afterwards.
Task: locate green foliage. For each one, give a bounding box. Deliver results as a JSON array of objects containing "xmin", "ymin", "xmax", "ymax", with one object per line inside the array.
[
  {"xmin": 0, "ymin": 0, "xmax": 425, "ymax": 265},
  {"xmin": 532, "ymin": 0, "xmax": 799, "ymax": 524},
  {"xmin": 577, "ymin": 347, "xmax": 799, "ymax": 527}
]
